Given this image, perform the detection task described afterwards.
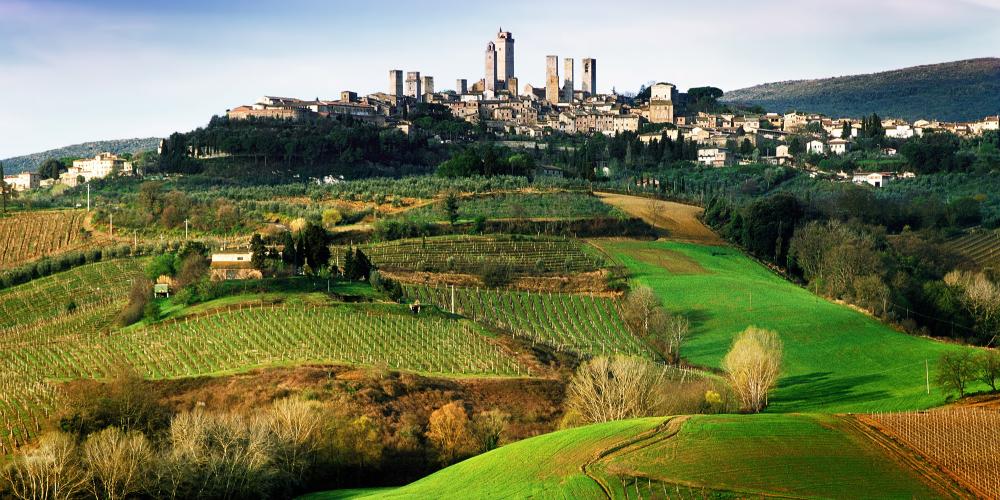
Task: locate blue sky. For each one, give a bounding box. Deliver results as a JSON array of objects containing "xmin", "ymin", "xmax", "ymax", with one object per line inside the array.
[{"xmin": 2, "ymin": 0, "xmax": 999, "ymax": 158}]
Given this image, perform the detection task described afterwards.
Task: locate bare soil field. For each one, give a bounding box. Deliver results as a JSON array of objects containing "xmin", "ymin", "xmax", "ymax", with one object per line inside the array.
[
  {"xmin": 594, "ymin": 192, "xmax": 725, "ymax": 245},
  {"xmin": 382, "ymin": 269, "xmax": 616, "ymax": 295}
]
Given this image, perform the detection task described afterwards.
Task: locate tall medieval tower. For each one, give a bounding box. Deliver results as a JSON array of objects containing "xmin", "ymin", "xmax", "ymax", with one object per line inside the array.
[
  {"xmin": 485, "ymin": 41, "xmax": 498, "ymax": 97},
  {"xmin": 495, "ymin": 29, "xmax": 515, "ymax": 88},
  {"xmin": 545, "ymin": 55, "xmax": 560, "ymax": 104}
]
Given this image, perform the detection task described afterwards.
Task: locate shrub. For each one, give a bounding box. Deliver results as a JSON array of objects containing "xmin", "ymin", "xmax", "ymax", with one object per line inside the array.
[
  {"xmin": 722, "ymin": 327, "xmax": 783, "ymax": 413},
  {"xmin": 426, "ymin": 402, "xmax": 474, "ymax": 465},
  {"xmin": 480, "ymin": 262, "xmax": 512, "ymax": 288}
]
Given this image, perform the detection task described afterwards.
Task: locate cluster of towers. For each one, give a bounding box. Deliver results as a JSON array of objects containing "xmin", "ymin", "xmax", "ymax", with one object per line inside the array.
[
  {"xmin": 484, "ymin": 29, "xmax": 516, "ymax": 97},
  {"xmin": 546, "ymin": 56, "xmax": 596, "ymax": 104},
  {"xmin": 387, "ymin": 29, "xmax": 597, "ymax": 104}
]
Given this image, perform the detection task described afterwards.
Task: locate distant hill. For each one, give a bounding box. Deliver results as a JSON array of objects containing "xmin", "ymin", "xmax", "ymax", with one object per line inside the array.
[
  {"xmin": 1, "ymin": 137, "xmax": 161, "ymax": 174},
  {"xmin": 721, "ymin": 58, "xmax": 1000, "ymax": 122}
]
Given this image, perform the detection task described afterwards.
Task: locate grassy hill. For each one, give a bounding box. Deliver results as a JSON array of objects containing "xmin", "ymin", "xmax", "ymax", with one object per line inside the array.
[
  {"xmin": 309, "ymin": 414, "xmax": 955, "ymax": 499},
  {"xmin": 0, "ymin": 137, "xmax": 161, "ymax": 174},
  {"xmin": 595, "ymin": 240, "xmax": 984, "ymax": 412},
  {"xmin": 720, "ymin": 58, "xmax": 1000, "ymax": 121}
]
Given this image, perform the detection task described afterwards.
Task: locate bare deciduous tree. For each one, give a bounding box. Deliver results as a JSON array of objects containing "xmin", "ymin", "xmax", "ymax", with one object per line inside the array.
[
  {"xmin": 426, "ymin": 402, "xmax": 474, "ymax": 465},
  {"xmin": 623, "ymin": 286, "xmax": 661, "ymax": 337},
  {"xmin": 565, "ymin": 356, "xmax": 668, "ymax": 424},
  {"xmin": 267, "ymin": 398, "xmax": 324, "ymax": 484},
  {"xmin": 472, "ymin": 409, "xmax": 510, "ymax": 452},
  {"xmin": 937, "ymin": 350, "xmax": 979, "ymax": 398},
  {"xmin": 722, "ymin": 327, "xmax": 783, "ymax": 413},
  {"xmin": 979, "ymin": 350, "xmax": 1000, "ymax": 392},
  {"xmin": 1, "ymin": 432, "xmax": 89, "ymax": 500},
  {"xmin": 83, "ymin": 427, "xmax": 153, "ymax": 500},
  {"xmin": 945, "ymin": 271, "xmax": 1000, "ymax": 344}
]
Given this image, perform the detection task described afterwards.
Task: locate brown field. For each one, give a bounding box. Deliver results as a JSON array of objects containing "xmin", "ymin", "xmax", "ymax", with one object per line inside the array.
[
  {"xmin": 858, "ymin": 409, "xmax": 1000, "ymax": 498},
  {"xmin": 381, "ymin": 269, "xmax": 617, "ymax": 295},
  {"xmin": 0, "ymin": 210, "xmax": 90, "ymax": 269},
  {"xmin": 594, "ymin": 192, "xmax": 724, "ymax": 245}
]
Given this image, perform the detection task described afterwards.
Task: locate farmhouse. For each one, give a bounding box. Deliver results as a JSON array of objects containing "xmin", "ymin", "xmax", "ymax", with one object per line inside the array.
[
  {"xmin": 828, "ymin": 138, "xmax": 850, "ymax": 155},
  {"xmin": 210, "ymin": 252, "xmax": 262, "ymax": 281},
  {"xmin": 807, "ymin": 140, "xmax": 826, "ymax": 155},
  {"xmin": 2, "ymin": 172, "xmax": 40, "ymax": 191},
  {"xmin": 852, "ymin": 172, "xmax": 894, "ymax": 188}
]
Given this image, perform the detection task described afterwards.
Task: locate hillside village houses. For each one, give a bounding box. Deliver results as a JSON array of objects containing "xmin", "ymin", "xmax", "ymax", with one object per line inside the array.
[
  {"xmin": 59, "ymin": 153, "xmax": 134, "ymax": 187},
  {"xmin": 1, "ymin": 172, "xmax": 40, "ymax": 191}
]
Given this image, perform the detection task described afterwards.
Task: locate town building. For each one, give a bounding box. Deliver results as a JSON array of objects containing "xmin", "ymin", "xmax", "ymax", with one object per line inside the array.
[
  {"xmin": 60, "ymin": 153, "xmax": 133, "ymax": 187},
  {"xmin": 697, "ymin": 148, "xmax": 733, "ymax": 167},
  {"xmin": 2, "ymin": 172, "xmax": 40, "ymax": 191},
  {"xmin": 405, "ymin": 72, "xmax": 422, "ymax": 101},
  {"xmin": 828, "ymin": 138, "xmax": 850, "ymax": 155},
  {"xmin": 648, "ymin": 83, "xmax": 675, "ymax": 124},
  {"xmin": 807, "ymin": 140, "xmax": 826, "ymax": 155}
]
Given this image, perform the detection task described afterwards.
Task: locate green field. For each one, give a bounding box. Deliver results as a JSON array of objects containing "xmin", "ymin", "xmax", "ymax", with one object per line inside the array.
[
  {"xmin": 302, "ymin": 418, "xmax": 664, "ymax": 500},
  {"xmin": 308, "ymin": 414, "xmax": 950, "ymax": 499},
  {"xmin": 600, "ymin": 414, "xmax": 948, "ymax": 499},
  {"xmin": 401, "ymin": 192, "xmax": 622, "ymax": 222},
  {"xmin": 333, "ymin": 235, "xmax": 606, "ymax": 275},
  {"xmin": 405, "ymin": 284, "xmax": 654, "ymax": 359},
  {"xmin": 597, "ymin": 240, "xmax": 983, "ymax": 412}
]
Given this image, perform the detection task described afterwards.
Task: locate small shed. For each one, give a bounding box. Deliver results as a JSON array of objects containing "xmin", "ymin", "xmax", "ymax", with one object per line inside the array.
[
  {"xmin": 210, "ymin": 252, "xmax": 263, "ymax": 281},
  {"xmin": 153, "ymin": 283, "xmax": 171, "ymax": 298}
]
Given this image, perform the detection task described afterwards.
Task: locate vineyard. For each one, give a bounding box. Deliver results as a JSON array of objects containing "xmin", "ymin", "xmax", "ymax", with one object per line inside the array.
[
  {"xmin": 0, "ymin": 258, "xmax": 145, "ymax": 329},
  {"xmin": 0, "ymin": 210, "xmax": 89, "ymax": 269},
  {"xmin": 334, "ymin": 235, "xmax": 606, "ymax": 275},
  {"xmin": 404, "ymin": 284, "xmax": 654, "ymax": 359},
  {"xmin": 0, "ymin": 303, "xmax": 528, "ymax": 453},
  {"xmin": 401, "ymin": 192, "xmax": 622, "ymax": 222},
  {"xmin": 860, "ymin": 409, "xmax": 1000, "ymax": 498},
  {"xmin": 945, "ymin": 229, "xmax": 1000, "ymax": 269}
]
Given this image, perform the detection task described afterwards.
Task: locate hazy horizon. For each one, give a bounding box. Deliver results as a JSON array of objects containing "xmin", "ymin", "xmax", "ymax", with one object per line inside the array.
[{"xmin": 2, "ymin": 0, "xmax": 999, "ymax": 159}]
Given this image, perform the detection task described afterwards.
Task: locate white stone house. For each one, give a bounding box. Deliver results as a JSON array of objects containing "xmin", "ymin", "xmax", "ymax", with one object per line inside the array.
[
  {"xmin": 828, "ymin": 138, "xmax": 850, "ymax": 155},
  {"xmin": 807, "ymin": 140, "xmax": 826, "ymax": 155}
]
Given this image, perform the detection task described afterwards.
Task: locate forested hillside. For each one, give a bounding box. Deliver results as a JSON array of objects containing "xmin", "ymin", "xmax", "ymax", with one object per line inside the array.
[
  {"xmin": 721, "ymin": 58, "xmax": 1000, "ymax": 121},
  {"xmin": 1, "ymin": 138, "xmax": 162, "ymax": 174}
]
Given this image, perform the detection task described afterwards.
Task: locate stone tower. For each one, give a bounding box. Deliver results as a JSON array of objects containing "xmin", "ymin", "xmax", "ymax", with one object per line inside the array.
[
  {"xmin": 421, "ymin": 75, "xmax": 434, "ymax": 96},
  {"xmin": 389, "ymin": 70, "xmax": 404, "ymax": 97},
  {"xmin": 562, "ymin": 58, "xmax": 574, "ymax": 103},
  {"xmin": 582, "ymin": 58, "xmax": 596, "ymax": 95},
  {"xmin": 545, "ymin": 55, "xmax": 560, "ymax": 104},
  {"xmin": 456, "ymin": 79, "xmax": 468, "ymax": 95},
  {"xmin": 485, "ymin": 42, "xmax": 498, "ymax": 97},
  {"xmin": 495, "ymin": 28, "xmax": 515, "ymax": 87},
  {"xmin": 405, "ymin": 71, "xmax": 422, "ymax": 102}
]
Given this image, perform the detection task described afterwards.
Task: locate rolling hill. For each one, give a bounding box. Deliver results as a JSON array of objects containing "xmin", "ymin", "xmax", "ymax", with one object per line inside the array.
[
  {"xmin": 721, "ymin": 58, "xmax": 1000, "ymax": 121},
  {"xmin": 307, "ymin": 415, "xmax": 960, "ymax": 499},
  {"xmin": 0, "ymin": 137, "xmax": 161, "ymax": 174}
]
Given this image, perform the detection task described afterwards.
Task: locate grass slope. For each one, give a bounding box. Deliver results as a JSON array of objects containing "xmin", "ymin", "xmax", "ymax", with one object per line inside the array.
[
  {"xmin": 602, "ymin": 414, "xmax": 950, "ymax": 499},
  {"xmin": 303, "ymin": 418, "xmax": 663, "ymax": 499},
  {"xmin": 598, "ymin": 240, "xmax": 981, "ymax": 412},
  {"xmin": 721, "ymin": 58, "xmax": 1000, "ymax": 122}
]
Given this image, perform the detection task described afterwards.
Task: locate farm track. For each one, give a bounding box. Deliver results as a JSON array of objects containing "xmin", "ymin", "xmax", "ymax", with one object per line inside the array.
[
  {"xmin": 594, "ymin": 192, "xmax": 725, "ymax": 245},
  {"xmin": 582, "ymin": 417, "xmax": 688, "ymax": 499}
]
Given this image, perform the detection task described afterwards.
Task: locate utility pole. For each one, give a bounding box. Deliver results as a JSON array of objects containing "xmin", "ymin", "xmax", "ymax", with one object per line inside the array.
[
  {"xmin": 925, "ymin": 359, "xmax": 930, "ymax": 395},
  {"xmin": 86, "ymin": 184, "xmax": 91, "ymax": 212},
  {"xmin": 184, "ymin": 219, "xmax": 189, "ymax": 239},
  {"xmin": 109, "ymin": 214, "xmax": 113, "ymax": 237},
  {"xmin": 451, "ymin": 285, "xmax": 455, "ymax": 314}
]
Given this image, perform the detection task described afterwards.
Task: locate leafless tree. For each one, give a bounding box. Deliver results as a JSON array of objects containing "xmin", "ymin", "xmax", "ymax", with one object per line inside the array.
[
  {"xmin": 722, "ymin": 327, "xmax": 783, "ymax": 413},
  {"xmin": 937, "ymin": 351, "xmax": 979, "ymax": 398},
  {"xmin": 565, "ymin": 356, "xmax": 668, "ymax": 424},
  {"xmin": 623, "ymin": 286, "xmax": 661, "ymax": 337},
  {"xmin": 83, "ymin": 427, "xmax": 153, "ymax": 500},
  {"xmin": 946, "ymin": 271, "xmax": 1000, "ymax": 344},
  {"xmin": 1, "ymin": 432, "xmax": 89, "ymax": 500},
  {"xmin": 426, "ymin": 402, "xmax": 474, "ymax": 464},
  {"xmin": 267, "ymin": 398, "xmax": 324, "ymax": 484},
  {"xmin": 979, "ymin": 350, "xmax": 1000, "ymax": 392},
  {"xmin": 853, "ymin": 274, "xmax": 891, "ymax": 317},
  {"xmin": 472, "ymin": 409, "xmax": 510, "ymax": 453}
]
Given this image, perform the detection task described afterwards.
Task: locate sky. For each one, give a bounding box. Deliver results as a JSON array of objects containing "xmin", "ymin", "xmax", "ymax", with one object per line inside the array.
[{"xmin": 1, "ymin": 0, "xmax": 999, "ymax": 159}]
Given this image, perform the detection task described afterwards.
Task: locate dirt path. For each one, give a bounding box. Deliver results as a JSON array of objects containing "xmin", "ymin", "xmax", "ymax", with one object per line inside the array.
[
  {"xmin": 595, "ymin": 192, "xmax": 725, "ymax": 245},
  {"xmin": 581, "ymin": 417, "xmax": 689, "ymax": 499}
]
